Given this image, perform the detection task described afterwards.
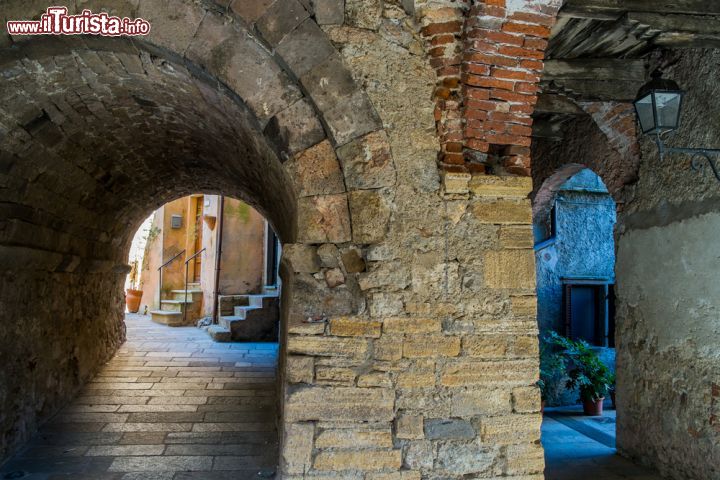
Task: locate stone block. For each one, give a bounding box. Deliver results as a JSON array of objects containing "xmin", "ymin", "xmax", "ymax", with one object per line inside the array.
[
  {"xmin": 287, "ymin": 355, "xmax": 315, "ymax": 384},
  {"xmin": 513, "ymin": 335, "xmax": 540, "ymax": 358},
  {"xmin": 469, "ymin": 175, "xmax": 533, "ymax": 198},
  {"xmin": 424, "ymin": 418, "xmax": 475, "ymax": 440},
  {"xmin": 441, "ymin": 359, "xmax": 538, "ymax": 387},
  {"xmin": 449, "ymin": 388, "xmax": 511, "ymax": 417},
  {"xmin": 185, "ymin": 12, "xmax": 302, "ymax": 125},
  {"xmin": 341, "ymin": 248, "xmax": 366, "ymax": 272},
  {"xmin": 512, "ymin": 386, "xmax": 541, "ymax": 414},
  {"xmin": 282, "ymin": 422, "xmax": 315, "ymax": 475},
  {"xmin": 373, "ymin": 337, "xmax": 403, "ymax": 361},
  {"xmin": 313, "ymin": 0, "xmax": 345, "ymax": 24},
  {"xmin": 395, "ymin": 414, "xmax": 424, "ymax": 440},
  {"xmin": 137, "ymin": 0, "xmax": 205, "ymax": 54},
  {"xmin": 285, "ymin": 387, "xmax": 394, "ymax": 422},
  {"xmin": 329, "ymin": 317, "xmax": 382, "ymax": 338},
  {"xmin": 510, "ymin": 295, "xmax": 537, "ymax": 317},
  {"xmin": 265, "ymin": 98, "xmax": 325, "ymax": 159},
  {"xmin": 444, "ymin": 172, "xmax": 471, "ymax": 194},
  {"xmin": 230, "ymin": 0, "xmax": 273, "ymax": 22},
  {"xmin": 472, "ymin": 200, "xmax": 532, "ymax": 225},
  {"xmin": 316, "ymin": 366, "xmax": 356, "ymax": 385},
  {"xmin": 301, "ymin": 53, "xmax": 357, "ymax": 113},
  {"xmin": 404, "ymin": 440, "xmax": 433, "ymax": 469},
  {"xmin": 366, "ymin": 472, "xmax": 421, "ymax": 480},
  {"xmin": 315, "ymin": 428, "xmax": 393, "ymax": 448},
  {"xmin": 463, "ymin": 335, "xmax": 511, "ymax": 359},
  {"xmin": 383, "ymin": 317, "xmax": 441, "ymax": 334},
  {"xmin": 314, "ymin": 449, "xmax": 402, "ymax": 471},
  {"xmin": 345, "ymin": 0, "xmax": 382, "ymax": 29},
  {"xmin": 287, "ymin": 335, "xmax": 368, "ymax": 358},
  {"xmin": 284, "ymin": 244, "xmax": 321, "ymax": 273},
  {"xmin": 483, "ymin": 249, "xmax": 535, "ymax": 290},
  {"xmin": 324, "ymin": 90, "xmax": 382, "ymax": 146},
  {"xmin": 479, "ymin": 414, "xmax": 542, "ymax": 444},
  {"xmin": 368, "ymin": 293, "xmax": 404, "ymax": 317},
  {"xmin": 336, "ymin": 130, "xmax": 396, "ymax": 190},
  {"xmin": 349, "ymin": 189, "xmax": 392, "ymax": 244},
  {"xmin": 288, "ymin": 321, "xmax": 326, "ymax": 335},
  {"xmin": 397, "ymin": 370, "xmax": 436, "ymax": 389},
  {"xmin": 317, "ymin": 244, "xmax": 340, "ymax": 267},
  {"xmin": 403, "ymin": 335, "xmax": 461, "ymax": 358},
  {"xmin": 499, "ymin": 225, "xmax": 534, "ymax": 249},
  {"xmin": 285, "ymin": 140, "xmax": 345, "ymax": 197},
  {"xmin": 504, "ymin": 443, "xmax": 545, "ymax": 476},
  {"xmin": 436, "ymin": 442, "xmax": 495, "ymax": 475},
  {"xmin": 358, "ymin": 262, "xmax": 410, "ymax": 291},
  {"xmin": 357, "ymin": 371, "xmax": 392, "ymax": 388},
  {"xmin": 297, "ymin": 194, "xmax": 351, "ymax": 243},
  {"xmin": 256, "ymin": 0, "xmax": 310, "ymax": 46},
  {"xmin": 324, "ymin": 267, "xmax": 345, "ymax": 288},
  {"xmin": 277, "ymin": 18, "xmax": 336, "ymax": 77}
]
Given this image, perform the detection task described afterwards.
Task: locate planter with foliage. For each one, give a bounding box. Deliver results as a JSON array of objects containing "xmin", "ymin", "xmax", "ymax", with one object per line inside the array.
[
  {"xmin": 546, "ymin": 332, "xmax": 613, "ymax": 416},
  {"xmin": 126, "ymin": 259, "xmax": 143, "ymax": 313}
]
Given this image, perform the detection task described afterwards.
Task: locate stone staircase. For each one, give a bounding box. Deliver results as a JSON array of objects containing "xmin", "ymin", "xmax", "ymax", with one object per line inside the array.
[
  {"xmin": 207, "ymin": 286, "xmax": 279, "ymax": 342},
  {"xmin": 150, "ymin": 282, "xmax": 203, "ymax": 327}
]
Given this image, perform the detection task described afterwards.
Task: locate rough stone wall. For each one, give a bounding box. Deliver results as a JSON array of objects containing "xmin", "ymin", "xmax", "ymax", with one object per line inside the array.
[
  {"xmin": 277, "ymin": 1, "xmax": 546, "ymax": 478},
  {"xmin": 0, "ymin": 0, "xmax": 558, "ymax": 476},
  {"xmin": 0, "ymin": 270, "xmax": 125, "ymax": 462},
  {"xmin": 614, "ymin": 49, "xmax": 720, "ymax": 480}
]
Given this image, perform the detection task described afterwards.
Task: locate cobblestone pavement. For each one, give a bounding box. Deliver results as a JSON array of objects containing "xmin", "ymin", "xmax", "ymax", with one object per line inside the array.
[
  {"xmin": 0, "ymin": 314, "xmax": 279, "ymax": 479},
  {"xmin": 543, "ymin": 409, "xmax": 662, "ymax": 480}
]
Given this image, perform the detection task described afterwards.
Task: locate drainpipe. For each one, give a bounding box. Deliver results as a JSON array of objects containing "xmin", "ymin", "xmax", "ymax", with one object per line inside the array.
[{"xmin": 212, "ymin": 195, "xmax": 225, "ymax": 324}]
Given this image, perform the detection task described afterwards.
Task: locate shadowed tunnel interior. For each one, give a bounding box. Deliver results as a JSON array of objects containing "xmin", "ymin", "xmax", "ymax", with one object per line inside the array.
[{"xmin": 0, "ymin": 36, "xmax": 297, "ymax": 459}]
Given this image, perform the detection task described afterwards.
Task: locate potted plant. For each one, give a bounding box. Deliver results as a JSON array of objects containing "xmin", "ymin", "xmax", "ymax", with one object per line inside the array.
[
  {"xmin": 126, "ymin": 259, "xmax": 143, "ymax": 313},
  {"xmin": 539, "ymin": 334, "xmax": 568, "ymax": 412},
  {"xmin": 549, "ymin": 333, "xmax": 612, "ymax": 416}
]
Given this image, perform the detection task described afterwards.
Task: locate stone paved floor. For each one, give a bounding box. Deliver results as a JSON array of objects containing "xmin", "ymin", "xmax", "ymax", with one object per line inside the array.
[
  {"xmin": 0, "ymin": 313, "xmax": 279, "ymax": 480},
  {"xmin": 543, "ymin": 407, "xmax": 662, "ymax": 480}
]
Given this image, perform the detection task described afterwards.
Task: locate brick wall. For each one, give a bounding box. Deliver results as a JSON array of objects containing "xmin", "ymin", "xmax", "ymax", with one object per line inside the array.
[{"xmin": 421, "ymin": 0, "xmax": 562, "ymax": 178}]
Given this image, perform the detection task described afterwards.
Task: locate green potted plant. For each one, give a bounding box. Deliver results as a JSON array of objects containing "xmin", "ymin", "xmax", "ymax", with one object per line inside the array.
[{"xmin": 549, "ymin": 332, "xmax": 612, "ymax": 416}]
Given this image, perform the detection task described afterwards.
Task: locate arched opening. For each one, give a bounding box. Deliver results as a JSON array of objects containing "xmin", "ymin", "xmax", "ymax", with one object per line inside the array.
[
  {"xmin": 532, "ymin": 166, "xmax": 620, "ymax": 477},
  {"xmin": 0, "ymin": 1, "xmax": 387, "ymax": 474}
]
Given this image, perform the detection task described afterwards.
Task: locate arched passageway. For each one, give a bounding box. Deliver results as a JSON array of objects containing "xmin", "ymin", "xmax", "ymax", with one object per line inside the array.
[{"xmin": 0, "ymin": 2, "xmax": 388, "ymax": 473}]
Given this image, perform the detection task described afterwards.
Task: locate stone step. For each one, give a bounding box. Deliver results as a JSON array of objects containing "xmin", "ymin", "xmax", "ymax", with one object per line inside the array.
[
  {"xmin": 150, "ymin": 310, "xmax": 187, "ymax": 327},
  {"xmin": 207, "ymin": 325, "xmax": 232, "ymax": 342},
  {"xmin": 160, "ymin": 299, "xmax": 194, "ymax": 313},
  {"xmin": 170, "ymin": 289, "xmax": 203, "ymax": 301}
]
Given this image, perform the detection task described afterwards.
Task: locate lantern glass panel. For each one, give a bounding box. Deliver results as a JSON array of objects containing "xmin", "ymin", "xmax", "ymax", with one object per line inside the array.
[
  {"xmin": 655, "ymin": 91, "xmax": 682, "ymax": 130},
  {"xmin": 635, "ymin": 94, "xmax": 656, "ymax": 134}
]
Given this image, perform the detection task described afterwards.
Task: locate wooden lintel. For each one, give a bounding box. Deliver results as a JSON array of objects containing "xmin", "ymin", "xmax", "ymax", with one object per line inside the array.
[
  {"xmin": 563, "ymin": 0, "xmax": 720, "ymax": 16},
  {"xmin": 543, "ymin": 59, "xmax": 646, "ymax": 82}
]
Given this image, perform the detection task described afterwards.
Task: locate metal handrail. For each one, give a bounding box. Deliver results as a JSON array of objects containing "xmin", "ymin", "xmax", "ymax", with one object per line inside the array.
[
  {"xmin": 183, "ymin": 248, "xmax": 206, "ymax": 324},
  {"xmin": 157, "ymin": 250, "xmax": 185, "ymax": 305}
]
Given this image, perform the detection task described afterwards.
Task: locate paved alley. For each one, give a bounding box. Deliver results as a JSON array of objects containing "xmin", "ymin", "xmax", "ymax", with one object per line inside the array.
[
  {"xmin": 0, "ymin": 314, "xmax": 279, "ymax": 479},
  {"xmin": 543, "ymin": 408, "xmax": 662, "ymax": 480}
]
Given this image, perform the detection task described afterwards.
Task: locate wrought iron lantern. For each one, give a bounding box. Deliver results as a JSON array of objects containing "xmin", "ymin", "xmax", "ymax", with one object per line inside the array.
[
  {"xmin": 634, "ymin": 71, "xmax": 684, "ymax": 135},
  {"xmin": 634, "ymin": 70, "xmax": 720, "ymax": 182}
]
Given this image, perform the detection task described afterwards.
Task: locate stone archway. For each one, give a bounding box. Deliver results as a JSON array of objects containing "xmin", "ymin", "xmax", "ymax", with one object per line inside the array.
[{"xmin": 0, "ymin": 2, "xmax": 392, "ymax": 472}]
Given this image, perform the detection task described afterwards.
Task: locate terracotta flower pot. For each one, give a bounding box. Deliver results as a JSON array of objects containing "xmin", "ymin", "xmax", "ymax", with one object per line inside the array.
[
  {"xmin": 126, "ymin": 289, "xmax": 143, "ymax": 313},
  {"xmin": 582, "ymin": 397, "xmax": 605, "ymax": 416}
]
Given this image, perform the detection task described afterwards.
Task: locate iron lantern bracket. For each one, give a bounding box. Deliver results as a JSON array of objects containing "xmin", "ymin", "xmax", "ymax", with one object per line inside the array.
[{"xmin": 654, "ymin": 134, "xmax": 720, "ymax": 183}]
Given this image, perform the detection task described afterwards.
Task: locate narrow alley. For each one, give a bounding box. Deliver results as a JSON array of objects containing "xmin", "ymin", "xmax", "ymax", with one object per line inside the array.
[{"xmin": 0, "ymin": 314, "xmax": 279, "ymax": 479}]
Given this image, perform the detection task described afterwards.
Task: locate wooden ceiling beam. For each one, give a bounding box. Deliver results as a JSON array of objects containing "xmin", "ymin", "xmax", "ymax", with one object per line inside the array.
[
  {"xmin": 562, "ymin": 0, "xmax": 720, "ymax": 16},
  {"xmin": 543, "ymin": 59, "xmax": 646, "ymax": 82}
]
